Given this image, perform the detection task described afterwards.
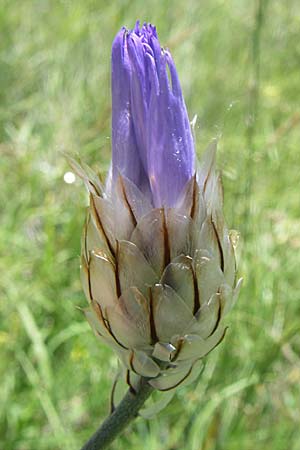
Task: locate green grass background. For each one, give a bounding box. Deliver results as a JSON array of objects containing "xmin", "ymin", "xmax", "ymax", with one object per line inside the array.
[{"xmin": 1, "ymin": 0, "xmax": 300, "ymax": 449}]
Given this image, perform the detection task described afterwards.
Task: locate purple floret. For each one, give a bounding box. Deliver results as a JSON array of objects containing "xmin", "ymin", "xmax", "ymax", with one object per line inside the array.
[{"xmin": 111, "ymin": 21, "xmax": 195, "ymax": 207}]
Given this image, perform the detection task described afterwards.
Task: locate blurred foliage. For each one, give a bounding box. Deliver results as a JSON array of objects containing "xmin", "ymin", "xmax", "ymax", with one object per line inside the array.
[{"xmin": 0, "ymin": 0, "xmax": 300, "ymax": 449}]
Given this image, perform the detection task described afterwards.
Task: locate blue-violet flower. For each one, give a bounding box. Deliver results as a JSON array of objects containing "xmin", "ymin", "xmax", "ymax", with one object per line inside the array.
[
  {"xmin": 111, "ymin": 22, "xmax": 194, "ymax": 207},
  {"xmin": 76, "ymin": 22, "xmax": 242, "ymax": 393}
]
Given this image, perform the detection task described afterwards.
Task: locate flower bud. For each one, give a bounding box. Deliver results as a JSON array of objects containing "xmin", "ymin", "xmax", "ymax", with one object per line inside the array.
[{"xmin": 77, "ymin": 22, "xmax": 242, "ymax": 392}]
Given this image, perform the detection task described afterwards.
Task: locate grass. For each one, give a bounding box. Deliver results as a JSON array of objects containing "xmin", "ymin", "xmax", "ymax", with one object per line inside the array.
[{"xmin": 1, "ymin": 0, "xmax": 300, "ymax": 449}]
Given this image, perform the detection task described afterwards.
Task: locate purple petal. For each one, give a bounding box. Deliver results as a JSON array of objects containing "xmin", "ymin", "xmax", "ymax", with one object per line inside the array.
[
  {"xmin": 147, "ymin": 52, "xmax": 195, "ymax": 207},
  {"xmin": 111, "ymin": 23, "xmax": 195, "ymax": 207},
  {"xmin": 111, "ymin": 29, "xmax": 151, "ymax": 196}
]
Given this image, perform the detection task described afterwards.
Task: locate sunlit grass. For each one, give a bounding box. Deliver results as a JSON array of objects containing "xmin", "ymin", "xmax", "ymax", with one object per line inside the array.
[{"xmin": 1, "ymin": 1, "xmax": 300, "ymax": 449}]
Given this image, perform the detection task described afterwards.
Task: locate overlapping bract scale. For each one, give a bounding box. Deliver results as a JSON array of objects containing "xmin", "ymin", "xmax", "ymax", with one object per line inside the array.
[{"xmin": 78, "ymin": 141, "xmax": 242, "ymax": 391}]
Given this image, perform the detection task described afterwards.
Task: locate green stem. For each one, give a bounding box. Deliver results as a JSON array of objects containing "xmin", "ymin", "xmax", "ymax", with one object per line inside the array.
[
  {"xmin": 80, "ymin": 377, "xmax": 154, "ymax": 450},
  {"xmin": 243, "ymin": 0, "xmax": 266, "ymax": 237}
]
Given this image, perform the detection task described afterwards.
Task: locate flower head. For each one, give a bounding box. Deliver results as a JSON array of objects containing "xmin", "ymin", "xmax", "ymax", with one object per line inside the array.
[
  {"xmin": 75, "ymin": 22, "xmax": 242, "ymax": 392},
  {"xmin": 111, "ymin": 21, "xmax": 195, "ymax": 207}
]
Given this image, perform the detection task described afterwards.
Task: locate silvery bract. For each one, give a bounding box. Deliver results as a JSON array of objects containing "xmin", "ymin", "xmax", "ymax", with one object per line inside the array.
[{"xmin": 78, "ymin": 22, "xmax": 242, "ymax": 392}]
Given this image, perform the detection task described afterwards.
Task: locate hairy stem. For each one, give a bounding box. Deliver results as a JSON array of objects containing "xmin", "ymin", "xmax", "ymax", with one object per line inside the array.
[{"xmin": 80, "ymin": 377, "xmax": 153, "ymax": 450}]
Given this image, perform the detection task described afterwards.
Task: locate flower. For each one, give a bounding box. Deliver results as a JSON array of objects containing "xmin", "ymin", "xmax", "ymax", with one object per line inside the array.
[
  {"xmin": 111, "ymin": 22, "xmax": 194, "ymax": 207},
  {"xmin": 77, "ymin": 22, "xmax": 242, "ymax": 392}
]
